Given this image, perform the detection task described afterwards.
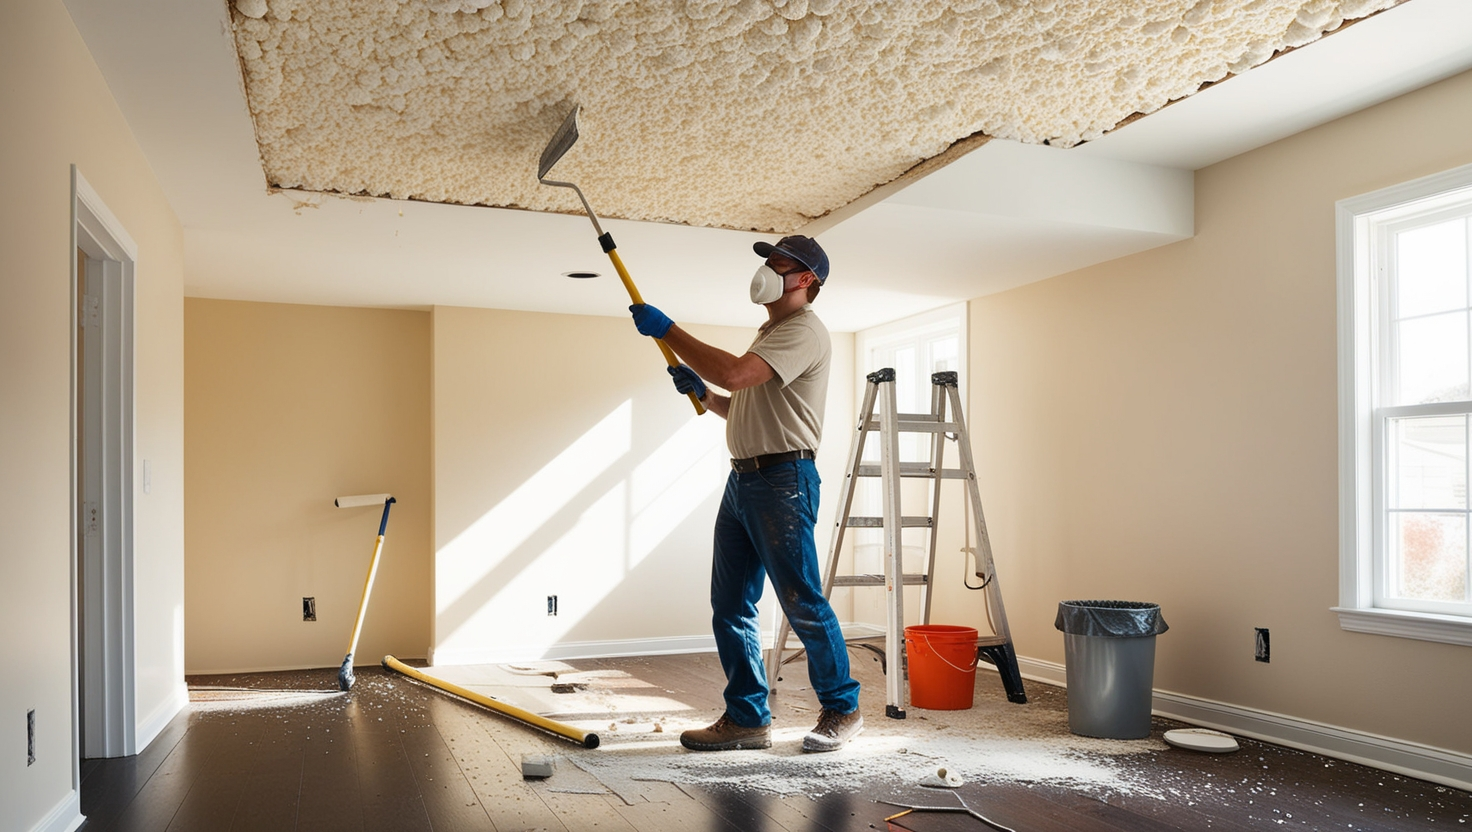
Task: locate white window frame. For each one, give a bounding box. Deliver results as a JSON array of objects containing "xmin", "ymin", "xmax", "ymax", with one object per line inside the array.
[
  {"xmin": 1337, "ymin": 161, "xmax": 1472, "ymax": 646},
  {"xmin": 855, "ymin": 302, "xmax": 968, "ymax": 410}
]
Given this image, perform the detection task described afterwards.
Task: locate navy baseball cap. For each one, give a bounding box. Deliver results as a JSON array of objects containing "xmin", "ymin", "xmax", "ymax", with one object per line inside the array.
[{"xmin": 754, "ymin": 235, "xmax": 829, "ymax": 283}]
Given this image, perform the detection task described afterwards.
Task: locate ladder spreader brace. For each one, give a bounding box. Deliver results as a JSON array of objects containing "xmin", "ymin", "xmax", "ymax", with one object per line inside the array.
[{"xmin": 765, "ymin": 369, "xmax": 1027, "ymax": 718}]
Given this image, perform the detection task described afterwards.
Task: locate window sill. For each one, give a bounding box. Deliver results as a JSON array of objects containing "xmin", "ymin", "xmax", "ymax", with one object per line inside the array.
[{"xmin": 1332, "ymin": 606, "xmax": 1472, "ymax": 647}]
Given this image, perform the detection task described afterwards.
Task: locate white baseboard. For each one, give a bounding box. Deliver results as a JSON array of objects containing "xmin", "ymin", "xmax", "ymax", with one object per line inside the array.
[
  {"xmin": 1014, "ymin": 655, "xmax": 1068, "ymax": 686},
  {"xmin": 134, "ymin": 682, "xmax": 188, "ymax": 754},
  {"xmin": 996, "ymin": 656, "xmax": 1472, "ymax": 792},
  {"xmin": 433, "ymin": 634, "xmax": 720, "ymax": 666},
  {"xmin": 31, "ymin": 789, "xmax": 83, "ymax": 832},
  {"xmin": 433, "ymin": 623, "xmax": 894, "ymax": 667}
]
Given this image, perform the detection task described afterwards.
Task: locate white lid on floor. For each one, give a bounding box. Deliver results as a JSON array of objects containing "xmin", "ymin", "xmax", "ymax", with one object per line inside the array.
[{"xmin": 1163, "ymin": 728, "xmax": 1240, "ymax": 753}]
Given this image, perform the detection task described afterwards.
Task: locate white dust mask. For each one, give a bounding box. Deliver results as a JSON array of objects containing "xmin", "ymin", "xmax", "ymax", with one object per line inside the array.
[{"xmin": 750, "ymin": 264, "xmax": 785, "ymax": 304}]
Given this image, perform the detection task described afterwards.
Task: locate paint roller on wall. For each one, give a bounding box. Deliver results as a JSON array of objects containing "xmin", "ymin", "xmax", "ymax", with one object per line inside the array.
[{"xmin": 335, "ymin": 493, "xmax": 395, "ymax": 691}]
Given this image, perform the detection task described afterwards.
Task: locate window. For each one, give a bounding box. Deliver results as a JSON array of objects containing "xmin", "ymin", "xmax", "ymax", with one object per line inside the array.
[
  {"xmin": 1338, "ymin": 162, "xmax": 1472, "ymax": 645},
  {"xmin": 857, "ymin": 304, "xmax": 966, "ymax": 463},
  {"xmin": 848, "ymin": 304, "xmax": 967, "ymax": 580}
]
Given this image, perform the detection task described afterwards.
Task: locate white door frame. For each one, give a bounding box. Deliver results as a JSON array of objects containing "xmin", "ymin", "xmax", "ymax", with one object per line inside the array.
[{"xmin": 71, "ymin": 166, "xmax": 138, "ymax": 763}]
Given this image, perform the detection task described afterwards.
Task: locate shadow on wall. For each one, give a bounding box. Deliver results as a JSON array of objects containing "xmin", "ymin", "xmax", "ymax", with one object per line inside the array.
[{"xmin": 435, "ymin": 399, "xmax": 729, "ymax": 661}]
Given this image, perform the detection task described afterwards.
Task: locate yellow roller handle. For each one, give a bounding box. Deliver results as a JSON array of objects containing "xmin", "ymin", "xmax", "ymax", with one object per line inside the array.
[
  {"xmin": 382, "ymin": 655, "xmax": 600, "ymax": 749},
  {"xmin": 605, "ymin": 248, "xmax": 706, "ymax": 416}
]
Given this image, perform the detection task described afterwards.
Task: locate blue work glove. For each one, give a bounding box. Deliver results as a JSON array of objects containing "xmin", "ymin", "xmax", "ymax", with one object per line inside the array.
[
  {"xmin": 668, "ymin": 364, "xmax": 707, "ymax": 400},
  {"xmin": 630, "ymin": 303, "xmax": 673, "ymax": 339}
]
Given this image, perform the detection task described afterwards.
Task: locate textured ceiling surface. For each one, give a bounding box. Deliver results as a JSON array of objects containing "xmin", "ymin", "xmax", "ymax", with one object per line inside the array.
[{"xmin": 231, "ymin": 0, "xmax": 1398, "ymax": 232}]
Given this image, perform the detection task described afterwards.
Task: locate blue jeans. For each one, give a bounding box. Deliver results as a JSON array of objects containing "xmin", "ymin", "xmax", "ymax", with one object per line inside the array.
[{"xmin": 711, "ymin": 459, "xmax": 860, "ymax": 727}]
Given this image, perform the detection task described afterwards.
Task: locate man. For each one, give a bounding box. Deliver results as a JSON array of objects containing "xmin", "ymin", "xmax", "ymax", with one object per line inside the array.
[{"xmin": 629, "ymin": 235, "xmax": 862, "ymax": 753}]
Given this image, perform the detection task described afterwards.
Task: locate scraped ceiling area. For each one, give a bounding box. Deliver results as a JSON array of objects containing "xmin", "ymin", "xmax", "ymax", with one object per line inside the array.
[{"xmin": 231, "ymin": 0, "xmax": 1398, "ymax": 233}]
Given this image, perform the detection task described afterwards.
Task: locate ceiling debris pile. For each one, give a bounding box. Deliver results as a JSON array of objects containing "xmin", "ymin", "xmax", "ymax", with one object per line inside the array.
[{"xmin": 231, "ymin": 0, "xmax": 1399, "ymax": 232}]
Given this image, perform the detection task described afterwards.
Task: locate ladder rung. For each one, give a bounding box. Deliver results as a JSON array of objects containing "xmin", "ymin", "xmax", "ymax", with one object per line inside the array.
[
  {"xmin": 854, "ymin": 462, "xmax": 932, "ymax": 477},
  {"xmin": 864, "ymin": 419, "xmax": 961, "ymax": 434},
  {"xmin": 844, "ymin": 516, "xmax": 933, "ymax": 528},
  {"xmin": 854, "ymin": 464, "xmax": 969, "ymax": 479},
  {"xmin": 832, "ymin": 574, "xmax": 929, "ymax": 587}
]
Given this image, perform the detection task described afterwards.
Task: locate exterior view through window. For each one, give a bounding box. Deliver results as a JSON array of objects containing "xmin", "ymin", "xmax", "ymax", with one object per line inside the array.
[
  {"xmin": 850, "ymin": 305, "xmax": 966, "ymax": 581},
  {"xmin": 1381, "ymin": 210, "xmax": 1472, "ymax": 612}
]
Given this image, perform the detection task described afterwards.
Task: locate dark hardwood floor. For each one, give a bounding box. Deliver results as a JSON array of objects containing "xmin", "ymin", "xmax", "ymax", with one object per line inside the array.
[{"xmin": 80, "ymin": 655, "xmax": 1471, "ymax": 831}]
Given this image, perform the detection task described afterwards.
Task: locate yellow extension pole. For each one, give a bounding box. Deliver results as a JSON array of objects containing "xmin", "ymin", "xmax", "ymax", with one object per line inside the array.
[
  {"xmin": 605, "ymin": 248, "xmax": 706, "ymax": 416},
  {"xmin": 346, "ymin": 534, "xmax": 385, "ymax": 660},
  {"xmin": 381, "ymin": 655, "xmax": 601, "ymax": 749}
]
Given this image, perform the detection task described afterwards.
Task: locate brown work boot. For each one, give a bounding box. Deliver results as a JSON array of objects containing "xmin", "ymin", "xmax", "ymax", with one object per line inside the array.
[
  {"xmin": 680, "ymin": 713, "xmax": 772, "ymax": 751},
  {"xmin": 802, "ymin": 707, "xmax": 863, "ymax": 752}
]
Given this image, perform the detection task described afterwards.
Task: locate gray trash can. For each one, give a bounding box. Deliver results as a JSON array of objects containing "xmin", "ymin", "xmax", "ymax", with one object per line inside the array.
[{"xmin": 1054, "ymin": 600, "xmax": 1168, "ymax": 739}]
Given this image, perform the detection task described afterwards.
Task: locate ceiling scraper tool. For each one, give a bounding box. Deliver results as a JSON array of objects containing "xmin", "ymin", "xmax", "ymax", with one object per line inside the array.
[
  {"xmin": 334, "ymin": 493, "xmax": 395, "ymax": 691},
  {"xmin": 537, "ymin": 104, "xmax": 705, "ymax": 415}
]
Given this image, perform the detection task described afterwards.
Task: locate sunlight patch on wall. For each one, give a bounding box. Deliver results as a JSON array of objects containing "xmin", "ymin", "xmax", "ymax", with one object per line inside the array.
[
  {"xmin": 628, "ymin": 414, "xmax": 727, "ymax": 570},
  {"xmin": 434, "ymin": 402, "xmax": 729, "ymax": 662},
  {"xmin": 436, "ymin": 400, "xmax": 631, "ymax": 615}
]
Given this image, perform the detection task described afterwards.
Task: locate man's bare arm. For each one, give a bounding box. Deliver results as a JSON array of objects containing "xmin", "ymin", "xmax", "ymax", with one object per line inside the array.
[
  {"xmin": 701, "ymin": 391, "xmax": 731, "ymax": 419},
  {"xmin": 661, "ymin": 325, "xmax": 774, "ymax": 391}
]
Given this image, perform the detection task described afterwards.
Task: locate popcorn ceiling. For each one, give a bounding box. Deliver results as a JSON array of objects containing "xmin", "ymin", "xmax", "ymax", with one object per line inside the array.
[{"xmin": 231, "ymin": 0, "xmax": 1401, "ymax": 232}]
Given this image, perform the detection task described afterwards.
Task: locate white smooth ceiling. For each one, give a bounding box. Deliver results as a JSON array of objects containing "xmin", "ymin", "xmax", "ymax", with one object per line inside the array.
[{"xmin": 61, "ymin": 0, "xmax": 1472, "ymax": 331}]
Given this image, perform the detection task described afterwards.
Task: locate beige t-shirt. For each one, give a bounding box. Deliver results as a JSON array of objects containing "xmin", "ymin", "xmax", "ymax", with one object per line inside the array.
[{"xmin": 727, "ymin": 305, "xmax": 831, "ymax": 459}]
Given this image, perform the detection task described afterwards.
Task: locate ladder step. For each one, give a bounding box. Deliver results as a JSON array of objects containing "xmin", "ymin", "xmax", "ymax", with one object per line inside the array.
[
  {"xmin": 832, "ymin": 574, "xmax": 929, "ymax": 587},
  {"xmin": 854, "ymin": 464, "xmax": 969, "ymax": 479},
  {"xmin": 844, "ymin": 516, "xmax": 933, "ymax": 528},
  {"xmin": 863, "ymin": 419, "xmax": 961, "ymax": 434}
]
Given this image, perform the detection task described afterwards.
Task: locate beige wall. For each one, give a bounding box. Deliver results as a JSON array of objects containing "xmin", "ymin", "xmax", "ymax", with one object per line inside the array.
[
  {"xmin": 967, "ymin": 67, "xmax": 1472, "ymax": 753},
  {"xmin": 184, "ymin": 300, "xmax": 432, "ymax": 672},
  {"xmin": 0, "ymin": 1, "xmax": 186, "ymax": 828},
  {"xmin": 431, "ymin": 305, "xmax": 853, "ymax": 664},
  {"xmin": 182, "ymin": 298, "xmax": 854, "ymax": 673}
]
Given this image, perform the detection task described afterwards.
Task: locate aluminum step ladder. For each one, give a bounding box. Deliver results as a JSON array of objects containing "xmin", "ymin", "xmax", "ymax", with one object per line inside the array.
[{"xmin": 765, "ymin": 369, "xmax": 1027, "ymax": 718}]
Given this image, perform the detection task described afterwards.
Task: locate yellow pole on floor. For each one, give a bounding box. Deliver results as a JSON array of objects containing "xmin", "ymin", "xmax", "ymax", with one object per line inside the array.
[{"xmin": 381, "ymin": 655, "xmax": 600, "ymax": 749}]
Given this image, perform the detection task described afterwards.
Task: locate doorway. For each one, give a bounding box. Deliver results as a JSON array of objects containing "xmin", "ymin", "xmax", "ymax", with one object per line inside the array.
[{"xmin": 72, "ymin": 166, "xmax": 138, "ymax": 762}]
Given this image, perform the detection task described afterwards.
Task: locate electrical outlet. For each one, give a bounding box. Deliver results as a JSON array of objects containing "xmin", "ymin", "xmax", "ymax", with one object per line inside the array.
[
  {"xmin": 27, "ymin": 709, "xmax": 35, "ymax": 766},
  {"xmin": 1255, "ymin": 627, "xmax": 1270, "ymax": 663},
  {"xmin": 303, "ymin": 597, "xmax": 316, "ymax": 622},
  {"xmin": 547, "ymin": 595, "xmax": 558, "ymax": 616}
]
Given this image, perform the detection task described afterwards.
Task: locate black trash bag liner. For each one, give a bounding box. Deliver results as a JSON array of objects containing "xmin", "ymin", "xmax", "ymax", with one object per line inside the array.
[{"xmin": 1055, "ymin": 600, "xmax": 1168, "ymax": 638}]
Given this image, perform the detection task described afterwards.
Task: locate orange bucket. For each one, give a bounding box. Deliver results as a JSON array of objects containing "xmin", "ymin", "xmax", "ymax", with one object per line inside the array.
[{"xmin": 905, "ymin": 625, "xmax": 979, "ymax": 710}]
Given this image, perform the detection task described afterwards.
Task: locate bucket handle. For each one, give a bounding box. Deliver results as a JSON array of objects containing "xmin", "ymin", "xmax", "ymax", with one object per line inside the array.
[{"xmin": 917, "ymin": 632, "xmax": 978, "ymax": 675}]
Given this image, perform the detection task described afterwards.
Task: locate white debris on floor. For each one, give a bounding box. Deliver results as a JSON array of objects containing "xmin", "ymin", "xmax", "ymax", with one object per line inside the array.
[{"xmin": 433, "ymin": 657, "xmax": 1165, "ymax": 804}]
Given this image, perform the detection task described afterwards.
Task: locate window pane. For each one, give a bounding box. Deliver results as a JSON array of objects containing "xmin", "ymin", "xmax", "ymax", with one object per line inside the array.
[
  {"xmin": 1389, "ymin": 512, "xmax": 1468, "ymax": 602},
  {"xmin": 1389, "ymin": 415, "xmax": 1467, "ymax": 510},
  {"xmin": 1396, "ymin": 219, "xmax": 1467, "ymax": 318},
  {"xmin": 1395, "ymin": 311, "xmax": 1468, "ymax": 404},
  {"xmin": 929, "ymin": 336, "xmax": 958, "ymax": 375}
]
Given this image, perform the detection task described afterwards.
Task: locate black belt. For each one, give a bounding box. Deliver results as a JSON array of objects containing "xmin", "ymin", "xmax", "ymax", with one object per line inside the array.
[{"xmin": 730, "ymin": 449, "xmax": 814, "ymax": 472}]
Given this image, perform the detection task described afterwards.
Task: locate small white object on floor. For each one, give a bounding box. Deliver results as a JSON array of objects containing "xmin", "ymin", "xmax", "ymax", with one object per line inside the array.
[
  {"xmin": 918, "ymin": 766, "xmax": 965, "ymax": 788},
  {"xmin": 1163, "ymin": 728, "xmax": 1240, "ymax": 753},
  {"xmin": 522, "ymin": 754, "xmax": 557, "ymax": 779}
]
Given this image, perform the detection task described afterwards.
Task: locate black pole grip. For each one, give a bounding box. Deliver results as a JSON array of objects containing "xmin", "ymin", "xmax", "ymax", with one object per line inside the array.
[
  {"xmin": 378, "ymin": 496, "xmax": 396, "ymax": 536},
  {"xmin": 598, "ymin": 232, "xmax": 616, "ymax": 253}
]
